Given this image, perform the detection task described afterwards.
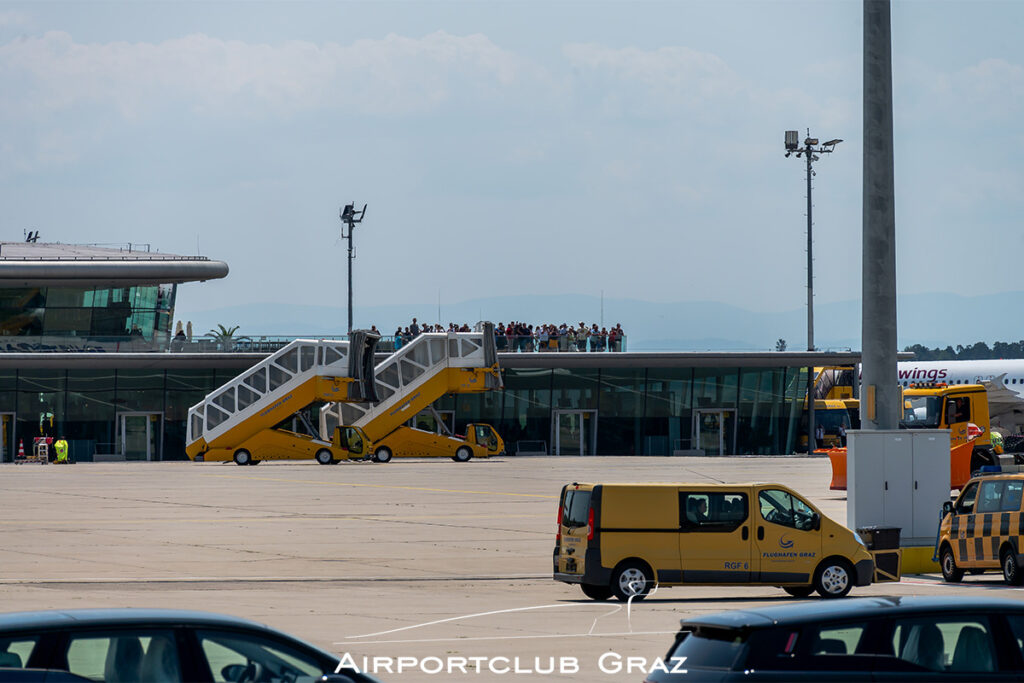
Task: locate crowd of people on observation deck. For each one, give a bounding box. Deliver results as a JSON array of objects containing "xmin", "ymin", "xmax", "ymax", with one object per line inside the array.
[{"xmin": 383, "ymin": 319, "xmax": 626, "ymax": 352}]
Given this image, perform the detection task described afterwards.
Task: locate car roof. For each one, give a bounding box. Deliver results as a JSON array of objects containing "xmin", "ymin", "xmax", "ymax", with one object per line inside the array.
[
  {"xmin": 0, "ymin": 609, "xmax": 274, "ymax": 633},
  {"xmin": 681, "ymin": 596, "xmax": 1024, "ymax": 630}
]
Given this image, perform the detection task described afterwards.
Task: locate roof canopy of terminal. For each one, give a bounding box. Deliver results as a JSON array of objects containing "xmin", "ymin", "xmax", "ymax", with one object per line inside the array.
[{"xmin": 0, "ymin": 242, "xmax": 229, "ymax": 287}]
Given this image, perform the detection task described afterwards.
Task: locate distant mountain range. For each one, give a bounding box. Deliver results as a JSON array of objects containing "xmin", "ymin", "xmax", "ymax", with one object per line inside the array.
[{"xmin": 179, "ymin": 291, "xmax": 1024, "ymax": 351}]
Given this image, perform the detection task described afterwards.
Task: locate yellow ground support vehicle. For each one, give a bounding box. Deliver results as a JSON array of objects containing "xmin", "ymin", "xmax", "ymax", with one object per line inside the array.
[
  {"xmin": 321, "ymin": 325, "xmax": 505, "ymax": 463},
  {"xmin": 937, "ymin": 472, "xmax": 1024, "ymax": 585},
  {"xmin": 828, "ymin": 383, "xmax": 999, "ymax": 490},
  {"xmin": 185, "ymin": 332, "xmax": 379, "ymax": 465},
  {"xmin": 553, "ymin": 482, "xmax": 873, "ymax": 601},
  {"xmin": 364, "ymin": 423, "xmax": 504, "ymax": 463}
]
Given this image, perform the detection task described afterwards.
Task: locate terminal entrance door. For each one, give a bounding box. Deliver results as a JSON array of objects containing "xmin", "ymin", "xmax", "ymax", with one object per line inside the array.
[
  {"xmin": 553, "ymin": 410, "xmax": 597, "ymax": 456},
  {"xmin": 0, "ymin": 413, "xmax": 13, "ymax": 462},
  {"xmin": 694, "ymin": 410, "xmax": 731, "ymax": 456},
  {"xmin": 118, "ymin": 412, "xmax": 162, "ymax": 461}
]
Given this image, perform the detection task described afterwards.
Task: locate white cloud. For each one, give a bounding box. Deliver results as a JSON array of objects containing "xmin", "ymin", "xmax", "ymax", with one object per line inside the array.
[
  {"xmin": 0, "ymin": 10, "xmax": 30, "ymax": 28},
  {"xmin": 0, "ymin": 30, "xmax": 550, "ymax": 120}
]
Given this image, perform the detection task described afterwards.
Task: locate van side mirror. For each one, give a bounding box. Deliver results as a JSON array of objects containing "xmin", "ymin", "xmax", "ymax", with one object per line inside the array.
[
  {"xmin": 942, "ymin": 501, "xmax": 954, "ymax": 517},
  {"xmin": 812, "ymin": 512, "xmax": 821, "ymax": 531}
]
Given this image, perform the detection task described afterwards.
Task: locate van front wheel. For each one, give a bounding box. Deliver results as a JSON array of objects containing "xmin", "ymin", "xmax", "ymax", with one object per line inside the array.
[
  {"xmin": 941, "ymin": 546, "xmax": 964, "ymax": 583},
  {"xmin": 814, "ymin": 558, "xmax": 853, "ymax": 598},
  {"xmin": 612, "ymin": 561, "xmax": 653, "ymax": 601},
  {"xmin": 580, "ymin": 583, "xmax": 612, "ymax": 601}
]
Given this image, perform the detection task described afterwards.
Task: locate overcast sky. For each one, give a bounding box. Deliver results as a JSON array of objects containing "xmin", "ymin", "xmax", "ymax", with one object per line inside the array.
[{"xmin": 1, "ymin": 1, "xmax": 1021, "ymax": 322}]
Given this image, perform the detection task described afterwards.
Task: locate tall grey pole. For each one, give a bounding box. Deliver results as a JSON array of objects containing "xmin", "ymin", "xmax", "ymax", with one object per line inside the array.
[
  {"xmin": 862, "ymin": 0, "xmax": 899, "ymax": 429},
  {"xmin": 806, "ymin": 139, "xmax": 816, "ymax": 451},
  {"xmin": 347, "ymin": 229, "xmax": 354, "ymax": 334}
]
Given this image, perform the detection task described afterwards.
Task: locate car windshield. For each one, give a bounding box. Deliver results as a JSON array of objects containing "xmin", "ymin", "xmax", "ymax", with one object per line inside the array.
[{"xmin": 901, "ymin": 396, "xmax": 941, "ymax": 428}]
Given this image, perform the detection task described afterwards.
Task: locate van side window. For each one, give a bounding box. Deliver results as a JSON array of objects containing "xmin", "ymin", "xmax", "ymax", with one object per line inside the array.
[
  {"xmin": 679, "ymin": 492, "xmax": 748, "ymax": 532},
  {"xmin": 976, "ymin": 481, "xmax": 1004, "ymax": 514},
  {"xmin": 1003, "ymin": 481, "xmax": 1024, "ymax": 512},
  {"xmin": 955, "ymin": 482, "xmax": 979, "ymax": 515},
  {"xmin": 759, "ymin": 489, "xmax": 816, "ymax": 531}
]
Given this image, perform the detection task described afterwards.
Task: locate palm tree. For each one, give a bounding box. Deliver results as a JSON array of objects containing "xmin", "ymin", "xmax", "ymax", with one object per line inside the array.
[{"xmin": 207, "ymin": 324, "xmax": 241, "ymax": 350}]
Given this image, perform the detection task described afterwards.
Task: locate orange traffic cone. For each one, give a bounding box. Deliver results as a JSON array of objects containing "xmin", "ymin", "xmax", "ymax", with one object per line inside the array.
[{"xmin": 17, "ymin": 440, "xmax": 24, "ymax": 459}]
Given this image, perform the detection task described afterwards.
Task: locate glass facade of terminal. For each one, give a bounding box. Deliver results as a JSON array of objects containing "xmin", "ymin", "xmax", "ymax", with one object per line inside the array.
[
  {"xmin": 0, "ymin": 285, "xmax": 176, "ymax": 350},
  {"xmin": 0, "ymin": 364, "xmax": 810, "ymax": 462}
]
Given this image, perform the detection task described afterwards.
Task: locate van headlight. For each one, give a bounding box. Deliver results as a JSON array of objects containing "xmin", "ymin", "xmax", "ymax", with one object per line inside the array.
[{"xmin": 853, "ymin": 532, "xmax": 868, "ymax": 549}]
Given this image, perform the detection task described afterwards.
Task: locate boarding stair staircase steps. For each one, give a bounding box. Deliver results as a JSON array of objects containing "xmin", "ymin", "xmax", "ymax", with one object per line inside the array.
[
  {"xmin": 186, "ymin": 331, "xmax": 378, "ymax": 457},
  {"xmin": 320, "ymin": 323, "xmax": 501, "ymax": 442}
]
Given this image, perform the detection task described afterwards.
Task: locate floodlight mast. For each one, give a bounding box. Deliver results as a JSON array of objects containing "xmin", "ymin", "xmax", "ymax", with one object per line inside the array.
[
  {"xmin": 339, "ymin": 202, "xmax": 368, "ymax": 334},
  {"xmin": 784, "ymin": 129, "xmax": 842, "ymax": 451}
]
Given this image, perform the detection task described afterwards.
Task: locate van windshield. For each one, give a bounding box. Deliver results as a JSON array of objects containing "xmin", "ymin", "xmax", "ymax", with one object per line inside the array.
[{"xmin": 562, "ymin": 489, "xmax": 592, "ymax": 529}]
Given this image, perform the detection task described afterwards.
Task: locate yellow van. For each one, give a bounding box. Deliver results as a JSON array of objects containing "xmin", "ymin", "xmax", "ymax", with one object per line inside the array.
[
  {"xmin": 937, "ymin": 472, "xmax": 1024, "ymax": 585},
  {"xmin": 553, "ymin": 482, "xmax": 873, "ymax": 601}
]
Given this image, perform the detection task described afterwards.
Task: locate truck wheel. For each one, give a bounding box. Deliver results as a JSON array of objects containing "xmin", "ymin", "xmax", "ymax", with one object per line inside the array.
[
  {"xmin": 814, "ymin": 558, "xmax": 853, "ymax": 598},
  {"xmin": 453, "ymin": 446, "xmax": 472, "ymax": 462},
  {"xmin": 581, "ymin": 583, "xmax": 613, "ymax": 601},
  {"xmin": 374, "ymin": 447, "xmax": 392, "ymax": 463},
  {"xmin": 315, "ymin": 449, "xmax": 334, "ymax": 465},
  {"xmin": 1002, "ymin": 547, "xmax": 1024, "ymax": 586},
  {"xmin": 233, "ymin": 449, "xmax": 251, "ymax": 466},
  {"xmin": 783, "ymin": 586, "xmax": 814, "ymax": 598},
  {"xmin": 611, "ymin": 561, "xmax": 653, "ymax": 601}
]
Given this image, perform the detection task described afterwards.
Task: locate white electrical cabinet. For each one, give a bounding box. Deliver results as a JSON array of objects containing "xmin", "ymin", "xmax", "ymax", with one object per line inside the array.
[{"xmin": 847, "ymin": 430, "xmax": 951, "ymax": 545}]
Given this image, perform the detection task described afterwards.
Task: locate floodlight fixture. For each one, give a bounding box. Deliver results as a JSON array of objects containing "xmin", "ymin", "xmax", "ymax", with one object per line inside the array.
[
  {"xmin": 783, "ymin": 128, "xmax": 841, "ymax": 451},
  {"xmin": 338, "ymin": 201, "xmax": 369, "ymax": 333}
]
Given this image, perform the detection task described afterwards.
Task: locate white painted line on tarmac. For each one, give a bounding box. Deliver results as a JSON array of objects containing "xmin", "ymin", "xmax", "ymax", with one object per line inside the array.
[
  {"xmin": 345, "ymin": 604, "xmax": 587, "ymax": 639},
  {"xmin": 0, "ymin": 573, "xmax": 551, "ymax": 585},
  {"xmin": 335, "ymin": 630, "xmax": 677, "ymax": 646}
]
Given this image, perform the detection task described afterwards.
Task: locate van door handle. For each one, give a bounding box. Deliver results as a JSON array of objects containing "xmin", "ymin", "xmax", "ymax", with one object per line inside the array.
[
  {"xmin": 757, "ymin": 526, "xmax": 764, "ymax": 541},
  {"xmin": 742, "ymin": 527, "xmax": 749, "ymax": 540}
]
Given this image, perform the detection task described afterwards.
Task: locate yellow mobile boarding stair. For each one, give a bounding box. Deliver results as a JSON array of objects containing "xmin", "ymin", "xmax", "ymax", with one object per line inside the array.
[
  {"xmin": 185, "ymin": 331, "xmax": 379, "ymax": 465},
  {"xmin": 319, "ymin": 323, "xmax": 503, "ymax": 462}
]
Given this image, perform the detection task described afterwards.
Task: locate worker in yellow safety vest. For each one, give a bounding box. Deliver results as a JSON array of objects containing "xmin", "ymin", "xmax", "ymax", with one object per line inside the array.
[{"xmin": 54, "ymin": 437, "xmax": 69, "ymax": 464}]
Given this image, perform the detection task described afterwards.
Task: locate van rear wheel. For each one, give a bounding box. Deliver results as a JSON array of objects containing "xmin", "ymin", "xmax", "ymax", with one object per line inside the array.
[
  {"xmin": 612, "ymin": 561, "xmax": 653, "ymax": 601},
  {"xmin": 233, "ymin": 450, "xmax": 251, "ymax": 466},
  {"xmin": 580, "ymin": 583, "xmax": 613, "ymax": 601},
  {"xmin": 374, "ymin": 447, "xmax": 392, "ymax": 463},
  {"xmin": 315, "ymin": 449, "xmax": 334, "ymax": 465},
  {"xmin": 783, "ymin": 586, "xmax": 814, "ymax": 598},
  {"xmin": 453, "ymin": 446, "xmax": 472, "ymax": 462}
]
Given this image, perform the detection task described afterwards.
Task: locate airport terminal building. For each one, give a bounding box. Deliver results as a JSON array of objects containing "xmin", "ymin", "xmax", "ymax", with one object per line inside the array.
[{"xmin": 0, "ymin": 241, "xmax": 859, "ymax": 461}]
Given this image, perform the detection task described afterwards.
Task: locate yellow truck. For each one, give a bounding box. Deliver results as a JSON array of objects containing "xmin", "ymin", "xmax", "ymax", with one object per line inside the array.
[
  {"xmin": 554, "ymin": 482, "xmax": 873, "ymax": 601},
  {"xmin": 828, "ymin": 383, "xmax": 998, "ymax": 490}
]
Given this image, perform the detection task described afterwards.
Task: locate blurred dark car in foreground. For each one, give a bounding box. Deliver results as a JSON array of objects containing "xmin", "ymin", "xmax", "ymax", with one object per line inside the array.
[
  {"xmin": 0, "ymin": 608, "xmax": 380, "ymax": 682},
  {"xmin": 645, "ymin": 596, "xmax": 1024, "ymax": 682}
]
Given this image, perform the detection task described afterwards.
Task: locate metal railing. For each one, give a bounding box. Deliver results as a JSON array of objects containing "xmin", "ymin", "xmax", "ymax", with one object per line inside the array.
[{"xmin": 0, "ymin": 332, "xmax": 627, "ymax": 354}]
